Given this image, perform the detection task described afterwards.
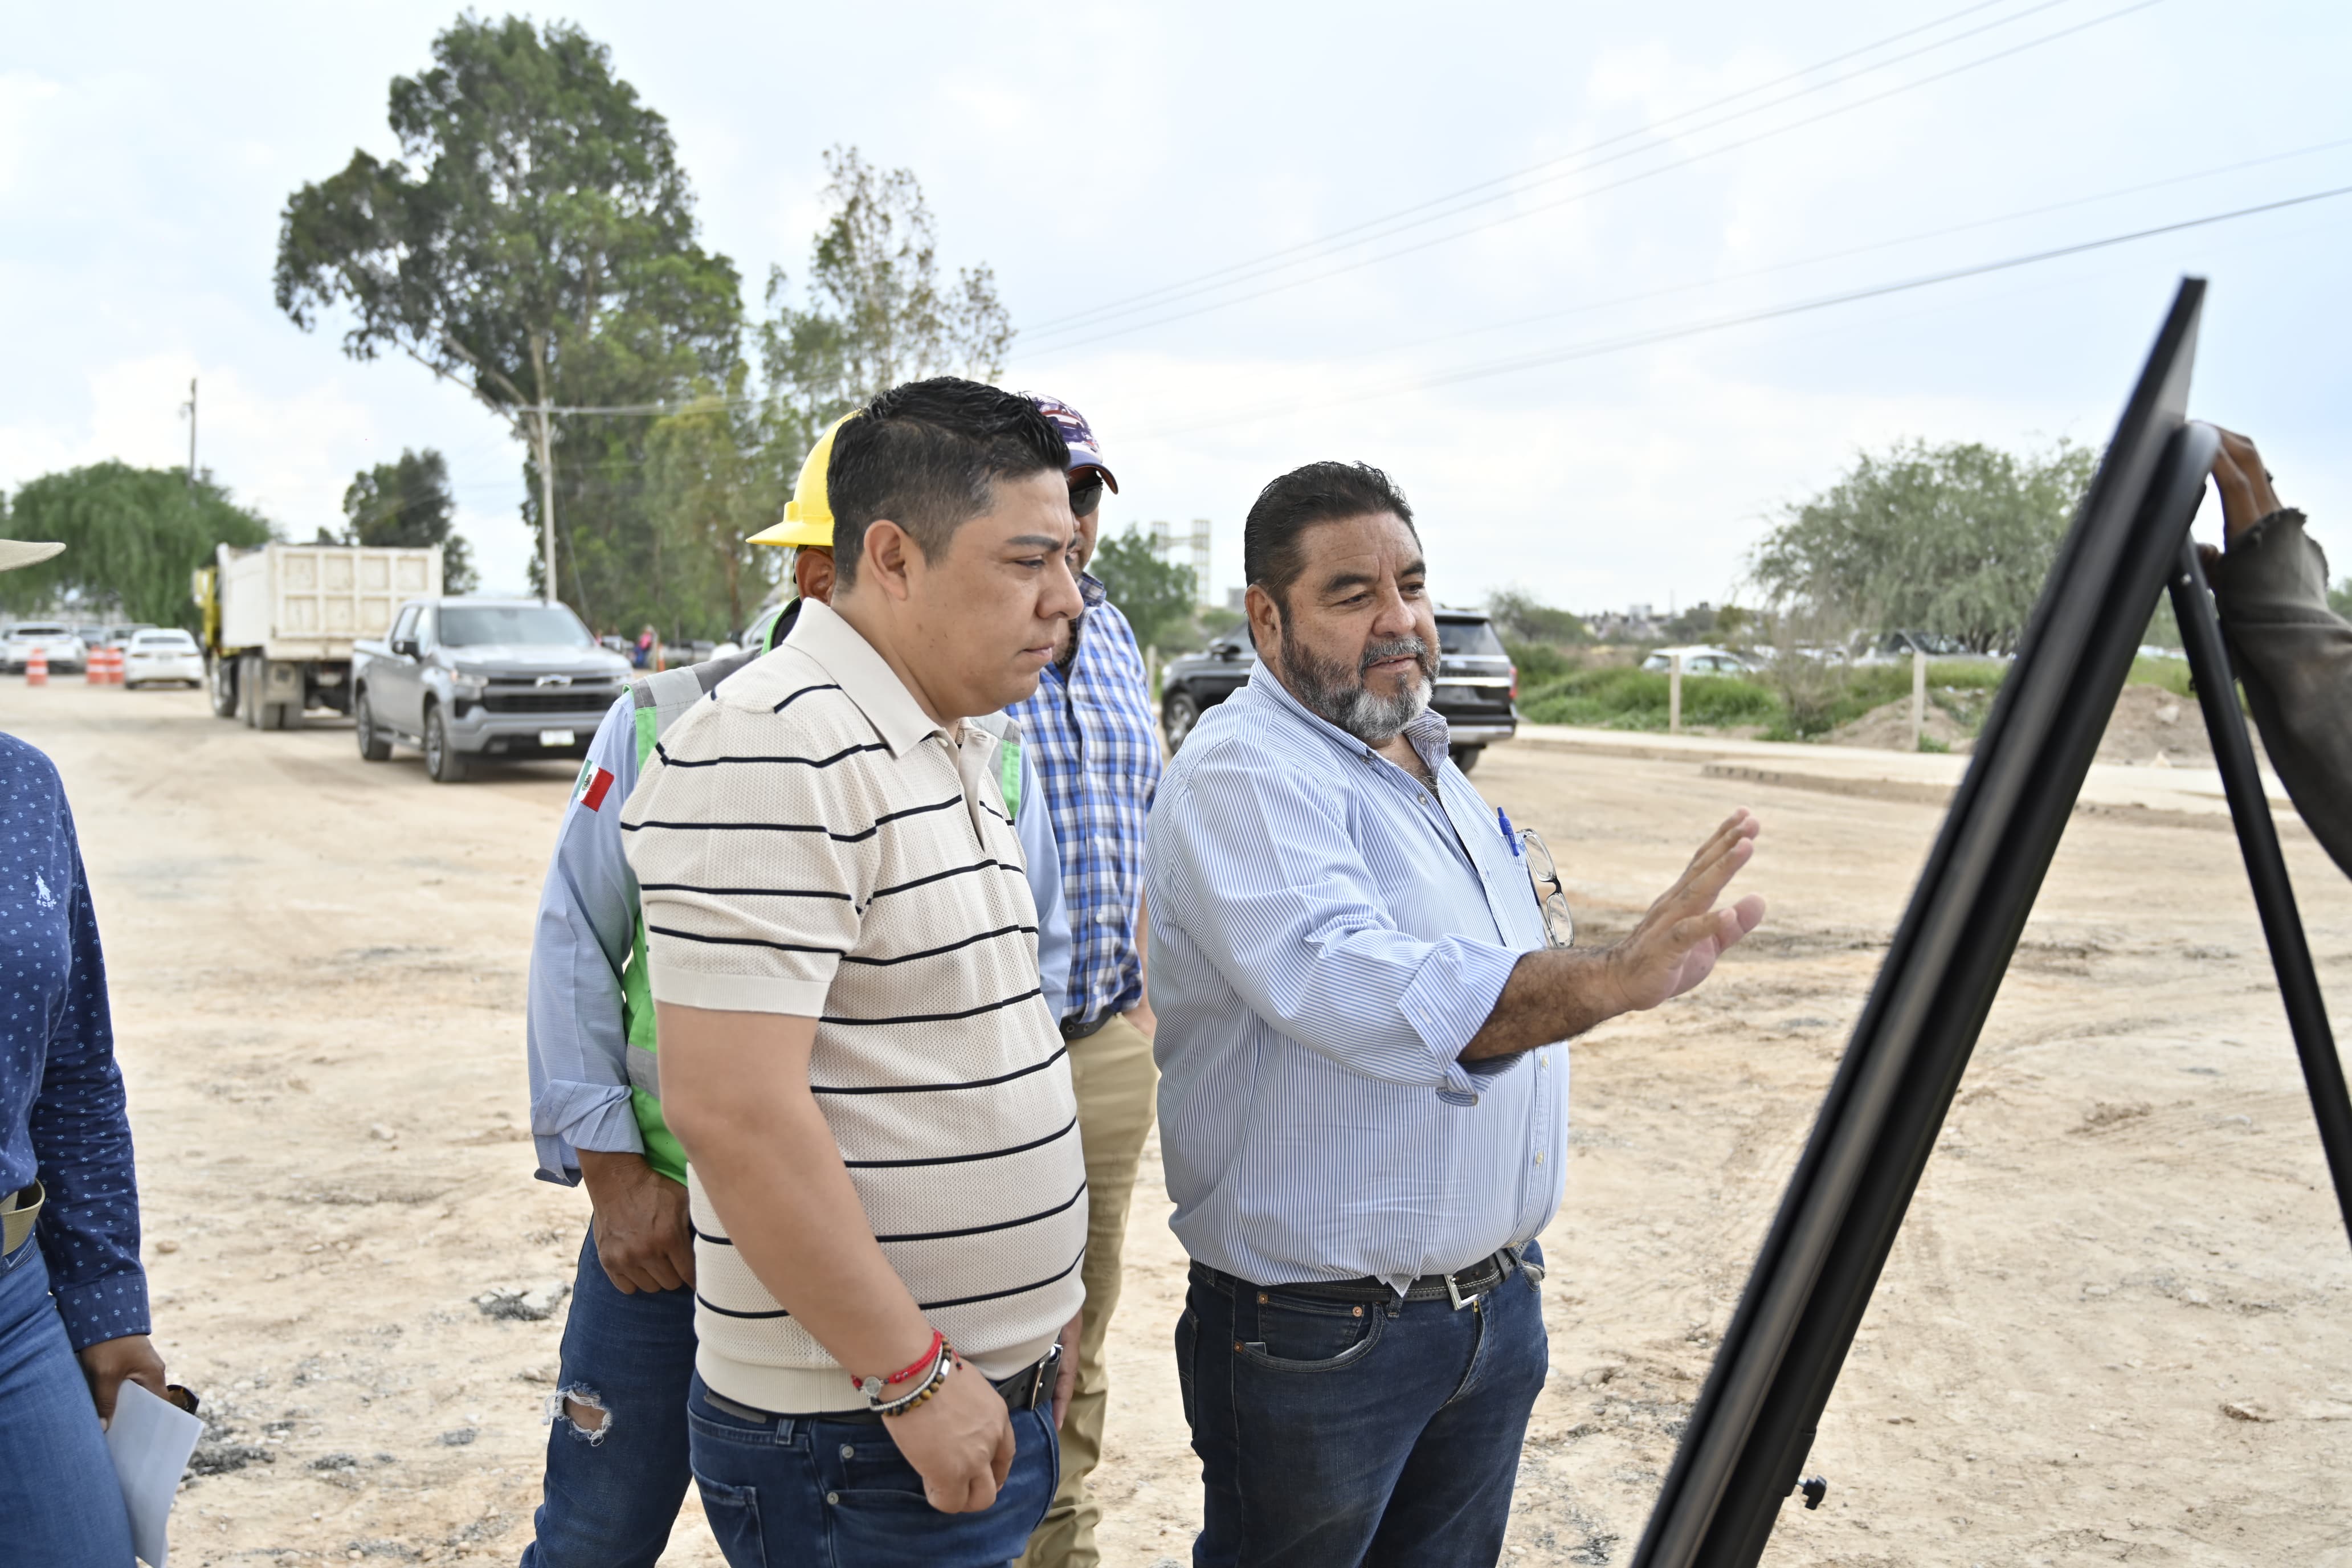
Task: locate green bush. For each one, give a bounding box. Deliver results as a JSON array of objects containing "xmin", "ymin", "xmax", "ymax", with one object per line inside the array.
[
  {"xmin": 1519, "ymin": 667, "xmax": 1778, "ymax": 731},
  {"xmin": 1520, "ymin": 653, "xmax": 2200, "ymax": 744},
  {"xmin": 1504, "ymin": 639, "xmax": 1574, "ymax": 686},
  {"xmin": 2125, "ymin": 654, "xmax": 2192, "ymax": 697},
  {"xmin": 1757, "ymin": 659, "xmax": 2008, "ymax": 740}
]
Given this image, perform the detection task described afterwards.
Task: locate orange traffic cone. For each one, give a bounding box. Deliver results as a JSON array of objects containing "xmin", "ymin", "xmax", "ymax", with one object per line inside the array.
[
  {"xmin": 87, "ymin": 650, "xmax": 104, "ymax": 684},
  {"xmin": 26, "ymin": 646, "xmax": 47, "ymax": 686},
  {"xmin": 105, "ymin": 646, "xmax": 125, "ymax": 684}
]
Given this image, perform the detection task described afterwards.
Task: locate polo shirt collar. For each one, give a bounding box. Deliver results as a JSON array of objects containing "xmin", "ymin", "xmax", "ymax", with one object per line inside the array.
[{"xmin": 783, "ymin": 598, "xmax": 946, "ymax": 758}]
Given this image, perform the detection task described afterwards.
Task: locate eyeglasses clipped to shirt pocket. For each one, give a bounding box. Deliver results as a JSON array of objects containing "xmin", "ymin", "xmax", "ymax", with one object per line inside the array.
[{"xmin": 1234, "ymin": 1290, "xmax": 1387, "ymax": 1374}]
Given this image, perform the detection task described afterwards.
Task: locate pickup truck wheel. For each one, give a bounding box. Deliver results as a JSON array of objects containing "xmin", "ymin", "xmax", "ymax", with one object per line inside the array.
[
  {"xmin": 207, "ymin": 656, "xmax": 238, "ymax": 719},
  {"xmin": 1449, "ymin": 744, "xmax": 1483, "ymax": 774},
  {"xmin": 354, "ymin": 690, "xmax": 393, "ymax": 762},
  {"xmin": 424, "ymin": 705, "xmax": 470, "ymax": 783},
  {"xmin": 1163, "ymin": 690, "xmax": 1202, "ymax": 753}
]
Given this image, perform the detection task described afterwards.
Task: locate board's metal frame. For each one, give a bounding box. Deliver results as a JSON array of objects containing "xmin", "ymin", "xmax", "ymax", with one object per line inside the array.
[{"xmin": 1632, "ymin": 277, "xmax": 2352, "ymax": 1568}]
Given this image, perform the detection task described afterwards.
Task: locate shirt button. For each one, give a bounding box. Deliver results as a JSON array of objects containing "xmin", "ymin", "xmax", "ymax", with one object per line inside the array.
[{"xmin": 1535, "ymin": 1152, "xmax": 1545, "ymax": 1165}]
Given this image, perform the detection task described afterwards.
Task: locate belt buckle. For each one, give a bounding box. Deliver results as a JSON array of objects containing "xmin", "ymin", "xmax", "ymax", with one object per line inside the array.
[{"xmin": 1030, "ymin": 1342, "xmax": 1063, "ymax": 1409}]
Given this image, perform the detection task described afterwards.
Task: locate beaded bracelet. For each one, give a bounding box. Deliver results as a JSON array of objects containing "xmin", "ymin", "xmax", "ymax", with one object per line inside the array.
[{"xmin": 875, "ymin": 1341, "xmax": 961, "ymax": 1418}]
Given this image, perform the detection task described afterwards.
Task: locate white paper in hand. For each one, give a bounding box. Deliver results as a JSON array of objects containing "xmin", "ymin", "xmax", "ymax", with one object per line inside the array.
[{"xmin": 105, "ymin": 1381, "xmax": 205, "ymax": 1567}]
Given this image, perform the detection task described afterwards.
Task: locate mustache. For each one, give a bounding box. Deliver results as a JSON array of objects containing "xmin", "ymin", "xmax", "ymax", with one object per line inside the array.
[{"xmin": 1358, "ymin": 636, "xmax": 1432, "ymax": 674}]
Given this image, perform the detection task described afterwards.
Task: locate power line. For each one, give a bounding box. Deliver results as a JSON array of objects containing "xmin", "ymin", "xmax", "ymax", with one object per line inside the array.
[
  {"xmin": 1026, "ymin": 0, "xmax": 2060, "ymax": 335},
  {"xmin": 1136, "ymin": 182, "xmax": 2352, "ymax": 440},
  {"xmin": 1299, "ymin": 135, "xmax": 2352, "ymax": 371},
  {"xmin": 1022, "ymin": 0, "xmax": 2166, "ymax": 356}
]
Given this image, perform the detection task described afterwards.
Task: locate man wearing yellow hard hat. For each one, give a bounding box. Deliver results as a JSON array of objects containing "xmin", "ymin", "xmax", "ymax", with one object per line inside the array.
[{"xmin": 516, "ymin": 410, "xmax": 1072, "ymax": 1568}]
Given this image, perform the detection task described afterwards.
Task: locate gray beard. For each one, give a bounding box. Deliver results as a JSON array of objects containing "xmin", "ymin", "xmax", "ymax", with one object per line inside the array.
[{"xmin": 1282, "ymin": 635, "xmax": 1435, "ymax": 744}]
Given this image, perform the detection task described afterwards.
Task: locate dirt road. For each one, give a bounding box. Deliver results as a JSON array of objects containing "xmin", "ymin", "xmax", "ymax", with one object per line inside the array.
[{"xmin": 8, "ymin": 679, "xmax": 2349, "ymax": 1565}]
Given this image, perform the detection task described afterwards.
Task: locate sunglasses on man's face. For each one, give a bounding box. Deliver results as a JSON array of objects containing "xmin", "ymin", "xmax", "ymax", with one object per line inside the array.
[{"xmin": 1067, "ymin": 475, "xmax": 1106, "ymax": 519}]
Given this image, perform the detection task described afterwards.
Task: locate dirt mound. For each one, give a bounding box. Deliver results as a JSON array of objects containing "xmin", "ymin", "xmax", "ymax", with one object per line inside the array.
[
  {"xmin": 2096, "ymin": 679, "xmax": 2220, "ymax": 766},
  {"xmin": 1827, "ymin": 696, "xmax": 1975, "ymax": 752},
  {"xmin": 1828, "ymin": 681, "xmax": 2268, "ymax": 769}
]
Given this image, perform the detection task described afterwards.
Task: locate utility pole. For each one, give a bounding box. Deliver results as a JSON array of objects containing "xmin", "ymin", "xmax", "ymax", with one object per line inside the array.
[
  {"xmin": 179, "ymin": 377, "xmax": 198, "ymax": 492},
  {"xmin": 528, "ymin": 332, "xmax": 558, "ymax": 606},
  {"xmin": 534, "ymin": 404, "xmax": 558, "ymax": 607}
]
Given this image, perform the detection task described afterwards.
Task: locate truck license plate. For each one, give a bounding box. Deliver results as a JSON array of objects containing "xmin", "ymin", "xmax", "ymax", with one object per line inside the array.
[{"xmin": 539, "ymin": 729, "xmax": 577, "ymax": 748}]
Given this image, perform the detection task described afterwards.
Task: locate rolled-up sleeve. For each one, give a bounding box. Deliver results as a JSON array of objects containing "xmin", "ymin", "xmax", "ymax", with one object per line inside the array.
[
  {"xmin": 1154, "ymin": 750, "xmax": 1518, "ymax": 1097},
  {"xmin": 2214, "ymin": 509, "xmax": 2352, "ymax": 879},
  {"xmin": 34, "ymin": 839, "xmax": 150, "ymax": 1350},
  {"xmin": 527, "ymin": 694, "xmax": 646, "ymax": 1183}
]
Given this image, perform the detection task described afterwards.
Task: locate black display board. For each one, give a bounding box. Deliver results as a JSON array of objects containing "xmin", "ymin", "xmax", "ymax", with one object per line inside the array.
[{"xmin": 1632, "ymin": 277, "xmax": 2352, "ymax": 1568}]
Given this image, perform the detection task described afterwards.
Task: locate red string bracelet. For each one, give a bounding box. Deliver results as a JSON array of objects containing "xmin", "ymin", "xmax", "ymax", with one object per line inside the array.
[{"xmin": 851, "ymin": 1329, "xmax": 945, "ymax": 1395}]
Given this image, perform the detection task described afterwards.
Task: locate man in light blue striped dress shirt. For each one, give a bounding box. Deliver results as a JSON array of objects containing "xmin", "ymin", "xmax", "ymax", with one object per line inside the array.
[{"xmin": 1145, "ymin": 461, "xmax": 1767, "ymax": 1567}]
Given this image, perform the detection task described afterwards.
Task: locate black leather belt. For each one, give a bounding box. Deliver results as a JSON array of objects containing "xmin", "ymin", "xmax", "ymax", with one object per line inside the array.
[
  {"xmin": 1059, "ymin": 1013, "xmax": 1112, "ymax": 1042},
  {"xmin": 700, "ymin": 1344, "xmax": 1060, "ymax": 1429},
  {"xmin": 1195, "ymin": 1246, "xmax": 1537, "ymax": 1312}
]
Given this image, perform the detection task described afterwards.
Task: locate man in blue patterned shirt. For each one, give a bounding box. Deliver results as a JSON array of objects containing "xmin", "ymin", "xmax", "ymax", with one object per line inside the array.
[
  {"xmin": 1005, "ymin": 397, "xmax": 1165, "ymax": 1568},
  {"xmin": 1146, "ymin": 463, "xmax": 1766, "ymax": 1566},
  {"xmin": 0, "ymin": 536, "xmax": 173, "ymax": 1567}
]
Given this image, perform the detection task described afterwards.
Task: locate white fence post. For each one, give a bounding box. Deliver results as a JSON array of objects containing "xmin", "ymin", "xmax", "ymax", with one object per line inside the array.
[
  {"xmin": 1910, "ymin": 648, "xmax": 1927, "ymax": 750},
  {"xmin": 1669, "ymin": 652, "xmax": 1684, "ymax": 736}
]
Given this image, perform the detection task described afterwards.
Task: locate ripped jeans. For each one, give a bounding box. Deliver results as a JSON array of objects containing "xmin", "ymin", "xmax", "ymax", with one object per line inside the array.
[{"xmin": 520, "ymin": 1227, "xmax": 698, "ymax": 1568}]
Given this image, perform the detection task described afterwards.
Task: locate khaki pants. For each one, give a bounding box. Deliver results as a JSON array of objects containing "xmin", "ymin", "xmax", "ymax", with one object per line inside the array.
[{"xmin": 1019, "ymin": 1011, "xmax": 1158, "ymax": 1568}]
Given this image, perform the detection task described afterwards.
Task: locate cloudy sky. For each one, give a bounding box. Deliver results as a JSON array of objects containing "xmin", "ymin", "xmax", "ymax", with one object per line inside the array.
[{"xmin": 6, "ymin": 0, "xmax": 2349, "ymax": 615}]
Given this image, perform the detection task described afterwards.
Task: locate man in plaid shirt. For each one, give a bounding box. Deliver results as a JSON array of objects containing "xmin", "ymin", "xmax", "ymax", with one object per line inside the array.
[{"xmin": 1007, "ymin": 397, "xmax": 1164, "ymax": 1568}]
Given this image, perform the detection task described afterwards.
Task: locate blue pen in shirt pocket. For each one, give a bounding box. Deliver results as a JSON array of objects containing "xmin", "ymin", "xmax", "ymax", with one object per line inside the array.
[{"xmin": 1497, "ymin": 806, "xmax": 1521, "ymax": 855}]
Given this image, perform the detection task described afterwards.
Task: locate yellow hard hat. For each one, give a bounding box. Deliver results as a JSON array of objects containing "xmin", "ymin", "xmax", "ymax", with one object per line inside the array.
[{"xmin": 746, "ymin": 414, "xmax": 855, "ymax": 549}]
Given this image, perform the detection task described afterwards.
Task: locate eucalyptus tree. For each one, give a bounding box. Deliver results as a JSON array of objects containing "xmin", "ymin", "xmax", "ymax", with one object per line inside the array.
[
  {"xmin": 341, "ymin": 448, "xmax": 475, "ymax": 591},
  {"xmin": 274, "ymin": 14, "xmax": 740, "ymax": 624}
]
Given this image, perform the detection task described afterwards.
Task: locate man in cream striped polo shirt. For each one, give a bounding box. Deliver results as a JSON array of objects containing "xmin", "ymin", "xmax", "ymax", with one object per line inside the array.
[{"xmin": 624, "ymin": 379, "xmax": 1089, "ymax": 1566}]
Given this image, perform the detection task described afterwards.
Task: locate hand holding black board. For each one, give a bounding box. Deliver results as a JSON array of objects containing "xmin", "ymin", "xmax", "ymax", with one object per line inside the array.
[{"xmin": 1633, "ymin": 277, "xmax": 2350, "ymax": 1568}]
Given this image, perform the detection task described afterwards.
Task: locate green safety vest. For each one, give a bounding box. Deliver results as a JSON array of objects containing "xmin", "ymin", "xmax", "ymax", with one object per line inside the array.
[{"xmin": 617, "ymin": 640, "xmax": 1023, "ymax": 1185}]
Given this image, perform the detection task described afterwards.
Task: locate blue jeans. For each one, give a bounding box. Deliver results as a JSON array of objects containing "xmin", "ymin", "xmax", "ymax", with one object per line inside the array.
[
  {"xmin": 685, "ymin": 1371, "xmax": 1060, "ymax": 1568},
  {"xmin": 520, "ymin": 1228, "xmax": 699, "ymax": 1568},
  {"xmin": 0, "ymin": 1234, "xmax": 134, "ymax": 1567},
  {"xmin": 1177, "ymin": 1243, "xmax": 1549, "ymax": 1568}
]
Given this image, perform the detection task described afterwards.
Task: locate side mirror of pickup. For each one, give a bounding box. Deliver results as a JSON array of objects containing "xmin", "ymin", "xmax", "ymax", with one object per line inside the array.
[{"xmin": 391, "ymin": 637, "xmax": 419, "ymax": 659}]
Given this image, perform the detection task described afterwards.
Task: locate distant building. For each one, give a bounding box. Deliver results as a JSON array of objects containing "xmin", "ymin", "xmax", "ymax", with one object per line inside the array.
[
  {"xmin": 1226, "ymin": 587, "xmax": 1248, "ymax": 612},
  {"xmin": 1583, "ymin": 604, "xmax": 1664, "ymax": 642},
  {"xmin": 1149, "ymin": 518, "xmax": 1215, "ymax": 609}
]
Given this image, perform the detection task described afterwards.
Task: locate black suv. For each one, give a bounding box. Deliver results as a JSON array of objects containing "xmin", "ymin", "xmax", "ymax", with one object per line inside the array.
[{"xmin": 1159, "ymin": 609, "xmax": 1518, "ymax": 770}]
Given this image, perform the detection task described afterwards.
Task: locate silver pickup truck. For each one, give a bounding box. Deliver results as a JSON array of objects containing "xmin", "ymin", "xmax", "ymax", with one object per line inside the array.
[{"xmin": 350, "ymin": 597, "xmax": 633, "ymax": 783}]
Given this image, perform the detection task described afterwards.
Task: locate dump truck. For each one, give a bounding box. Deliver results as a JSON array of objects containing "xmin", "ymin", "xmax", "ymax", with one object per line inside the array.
[{"xmin": 194, "ymin": 542, "xmax": 443, "ymax": 729}]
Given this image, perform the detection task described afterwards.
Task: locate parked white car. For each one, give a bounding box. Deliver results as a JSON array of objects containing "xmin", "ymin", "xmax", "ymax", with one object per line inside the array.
[
  {"xmin": 2, "ymin": 622, "xmax": 89, "ymax": 673},
  {"xmin": 1640, "ymin": 644, "xmax": 1755, "ymax": 675},
  {"xmin": 124, "ymin": 627, "xmax": 205, "ymax": 688}
]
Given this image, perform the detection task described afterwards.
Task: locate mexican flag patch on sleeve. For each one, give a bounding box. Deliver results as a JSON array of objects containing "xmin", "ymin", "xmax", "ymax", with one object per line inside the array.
[{"xmin": 573, "ymin": 760, "xmax": 616, "ymax": 812}]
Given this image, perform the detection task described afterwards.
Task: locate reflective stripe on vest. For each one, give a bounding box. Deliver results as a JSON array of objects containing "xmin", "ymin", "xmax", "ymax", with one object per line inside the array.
[
  {"xmin": 971, "ymin": 711, "xmax": 1023, "ymax": 822},
  {"xmin": 621, "ymin": 656, "xmax": 754, "ymax": 1184}
]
